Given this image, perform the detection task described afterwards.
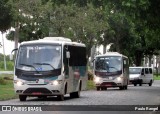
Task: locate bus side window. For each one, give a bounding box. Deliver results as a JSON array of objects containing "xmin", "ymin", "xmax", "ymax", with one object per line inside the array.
[
  {"xmin": 123, "ymin": 59, "xmax": 128, "ymax": 73},
  {"xmin": 63, "ymin": 45, "xmax": 69, "ymax": 75}
]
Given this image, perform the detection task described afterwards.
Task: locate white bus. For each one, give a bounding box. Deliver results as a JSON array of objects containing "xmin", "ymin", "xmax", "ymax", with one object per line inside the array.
[
  {"xmin": 93, "ymin": 52, "xmax": 129, "ymax": 90},
  {"xmin": 11, "ymin": 37, "xmax": 87, "ymax": 101}
]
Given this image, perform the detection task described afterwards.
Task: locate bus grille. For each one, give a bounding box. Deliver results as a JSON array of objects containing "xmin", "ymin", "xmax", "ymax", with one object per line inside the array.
[
  {"xmin": 101, "ymin": 82, "xmax": 117, "ymax": 86},
  {"xmin": 23, "ymin": 88, "xmax": 52, "ymax": 94}
]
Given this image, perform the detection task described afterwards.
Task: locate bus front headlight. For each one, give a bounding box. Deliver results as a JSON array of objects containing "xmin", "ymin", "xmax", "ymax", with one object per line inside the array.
[
  {"xmin": 94, "ymin": 77, "xmax": 100, "ymax": 83},
  {"xmin": 50, "ymin": 80, "xmax": 62, "ymax": 85},
  {"xmin": 117, "ymin": 77, "xmax": 123, "ymax": 82},
  {"xmin": 53, "ymin": 80, "xmax": 58, "ymax": 85},
  {"xmin": 14, "ymin": 80, "xmax": 24, "ymax": 86}
]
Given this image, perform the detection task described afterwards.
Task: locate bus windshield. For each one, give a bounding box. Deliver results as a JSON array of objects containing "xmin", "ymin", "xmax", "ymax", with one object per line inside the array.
[
  {"xmin": 16, "ymin": 44, "xmax": 61, "ymax": 71},
  {"xmin": 95, "ymin": 56, "xmax": 122, "ymax": 73},
  {"xmin": 129, "ymin": 68, "xmax": 141, "ymax": 74}
]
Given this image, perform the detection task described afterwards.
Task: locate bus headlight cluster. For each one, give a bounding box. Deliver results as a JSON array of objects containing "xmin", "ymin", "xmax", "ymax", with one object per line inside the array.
[
  {"xmin": 50, "ymin": 80, "xmax": 62, "ymax": 85},
  {"xmin": 14, "ymin": 80, "xmax": 24, "ymax": 86},
  {"xmin": 116, "ymin": 77, "xmax": 123, "ymax": 82},
  {"xmin": 94, "ymin": 77, "xmax": 100, "ymax": 83}
]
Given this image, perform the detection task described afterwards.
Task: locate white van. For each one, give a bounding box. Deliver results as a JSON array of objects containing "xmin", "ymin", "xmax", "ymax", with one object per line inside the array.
[{"xmin": 129, "ymin": 67, "xmax": 153, "ymax": 86}]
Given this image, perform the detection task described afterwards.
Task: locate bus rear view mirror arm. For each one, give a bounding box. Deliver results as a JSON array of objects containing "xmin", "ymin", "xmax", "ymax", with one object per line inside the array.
[{"xmin": 10, "ymin": 48, "xmax": 18, "ymax": 60}]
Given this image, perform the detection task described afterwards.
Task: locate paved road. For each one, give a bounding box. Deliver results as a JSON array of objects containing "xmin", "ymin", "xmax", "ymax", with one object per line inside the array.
[
  {"xmin": 0, "ymin": 81, "xmax": 160, "ymax": 106},
  {"xmin": 0, "ymin": 81, "xmax": 160, "ymax": 114}
]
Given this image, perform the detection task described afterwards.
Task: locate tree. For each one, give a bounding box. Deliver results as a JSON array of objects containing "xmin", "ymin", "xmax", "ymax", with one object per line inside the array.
[
  {"xmin": 0, "ymin": 0, "xmax": 13, "ymax": 70},
  {"xmin": 0, "ymin": 0, "xmax": 12, "ymax": 32}
]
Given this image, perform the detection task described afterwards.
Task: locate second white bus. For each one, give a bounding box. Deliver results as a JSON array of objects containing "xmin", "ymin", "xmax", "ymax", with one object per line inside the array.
[{"xmin": 93, "ymin": 52, "xmax": 129, "ymax": 90}]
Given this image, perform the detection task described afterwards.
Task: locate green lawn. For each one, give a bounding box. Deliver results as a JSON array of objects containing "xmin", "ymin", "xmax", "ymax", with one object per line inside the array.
[
  {"xmin": 154, "ymin": 75, "xmax": 160, "ymax": 80},
  {"xmin": 0, "ymin": 79, "xmax": 18, "ymax": 101}
]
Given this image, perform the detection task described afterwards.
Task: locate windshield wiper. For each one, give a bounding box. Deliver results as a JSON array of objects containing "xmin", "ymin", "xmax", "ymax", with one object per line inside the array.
[
  {"xmin": 19, "ymin": 63, "xmax": 39, "ymax": 72},
  {"xmin": 108, "ymin": 66, "xmax": 119, "ymax": 71},
  {"xmin": 34, "ymin": 63, "xmax": 55, "ymax": 70}
]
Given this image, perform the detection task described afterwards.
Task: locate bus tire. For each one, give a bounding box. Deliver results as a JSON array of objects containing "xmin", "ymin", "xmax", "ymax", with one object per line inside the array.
[
  {"xmin": 57, "ymin": 95, "xmax": 64, "ymax": 101},
  {"xmin": 70, "ymin": 91, "xmax": 80, "ymax": 98},
  {"xmin": 96, "ymin": 87, "xmax": 100, "ymax": 91},
  {"xmin": 70, "ymin": 82, "xmax": 81, "ymax": 98},
  {"xmin": 134, "ymin": 83, "xmax": 137, "ymax": 86},
  {"xmin": 139, "ymin": 83, "xmax": 142, "ymax": 86},
  {"xmin": 74, "ymin": 91, "xmax": 80, "ymax": 98},
  {"xmin": 74, "ymin": 82, "xmax": 81, "ymax": 98},
  {"xmin": 124, "ymin": 85, "xmax": 128, "ymax": 90},
  {"xmin": 119, "ymin": 86, "xmax": 124, "ymax": 90},
  {"xmin": 148, "ymin": 80, "xmax": 152, "ymax": 86},
  {"xmin": 19, "ymin": 95, "xmax": 27, "ymax": 101}
]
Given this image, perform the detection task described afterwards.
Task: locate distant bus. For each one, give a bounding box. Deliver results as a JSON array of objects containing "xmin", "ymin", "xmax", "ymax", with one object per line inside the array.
[
  {"xmin": 12, "ymin": 37, "xmax": 87, "ymax": 101},
  {"xmin": 93, "ymin": 52, "xmax": 129, "ymax": 90}
]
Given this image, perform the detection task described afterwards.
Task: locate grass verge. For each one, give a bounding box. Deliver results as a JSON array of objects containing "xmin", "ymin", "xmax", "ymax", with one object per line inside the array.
[
  {"xmin": 0, "ymin": 79, "xmax": 18, "ymax": 101},
  {"xmin": 87, "ymin": 80, "xmax": 96, "ymax": 90},
  {"xmin": 154, "ymin": 75, "xmax": 160, "ymax": 80}
]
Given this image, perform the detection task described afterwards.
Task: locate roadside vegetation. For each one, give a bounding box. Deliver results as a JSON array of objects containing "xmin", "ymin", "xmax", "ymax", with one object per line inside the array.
[
  {"xmin": 154, "ymin": 75, "xmax": 160, "ymax": 80},
  {"xmin": 0, "ymin": 74, "xmax": 17, "ymax": 101}
]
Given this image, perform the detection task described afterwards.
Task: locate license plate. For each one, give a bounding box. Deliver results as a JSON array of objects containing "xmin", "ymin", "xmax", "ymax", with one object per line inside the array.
[{"xmin": 27, "ymin": 79, "xmax": 44, "ymax": 84}]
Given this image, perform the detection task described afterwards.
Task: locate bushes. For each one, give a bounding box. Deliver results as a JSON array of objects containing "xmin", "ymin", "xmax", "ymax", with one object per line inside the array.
[
  {"xmin": 0, "ymin": 61, "xmax": 14, "ymax": 70},
  {"xmin": 88, "ymin": 70, "xmax": 94, "ymax": 80},
  {"xmin": 0, "ymin": 77, "xmax": 7, "ymax": 85}
]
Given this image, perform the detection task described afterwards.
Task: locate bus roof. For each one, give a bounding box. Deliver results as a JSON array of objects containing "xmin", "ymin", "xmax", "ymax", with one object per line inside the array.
[
  {"xmin": 20, "ymin": 37, "xmax": 85, "ymax": 47},
  {"xmin": 95, "ymin": 52, "xmax": 128, "ymax": 58}
]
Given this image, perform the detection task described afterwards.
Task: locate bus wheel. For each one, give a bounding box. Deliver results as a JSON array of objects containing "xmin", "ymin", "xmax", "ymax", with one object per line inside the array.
[
  {"xmin": 70, "ymin": 86, "xmax": 81, "ymax": 98},
  {"xmin": 57, "ymin": 95, "xmax": 64, "ymax": 101},
  {"xmin": 104, "ymin": 87, "xmax": 107, "ymax": 90},
  {"xmin": 74, "ymin": 91, "xmax": 80, "ymax": 98},
  {"xmin": 96, "ymin": 87, "xmax": 100, "ymax": 91},
  {"xmin": 19, "ymin": 95, "xmax": 27, "ymax": 101},
  {"xmin": 70, "ymin": 91, "xmax": 80, "ymax": 98},
  {"xmin": 139, "ymin": 83, "xmax": 142, "ymax": 86},
  {"xmin": 119, "ymin": 86, "xmax": 124, "ymax": 90},
  {"xmin": 134, "ymin": 83, "xmax": 137, "ymax": 86},
  {"xmin": 148, "ymin": 80, "xmax": 152, "ymax": 86},
  {"xmin": 124, "ymin": 85, "xmax": 128, "ymax": 90}
]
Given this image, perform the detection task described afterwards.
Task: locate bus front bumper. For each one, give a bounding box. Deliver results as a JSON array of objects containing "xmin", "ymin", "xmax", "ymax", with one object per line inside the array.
[{"xmin": 14, "ymin": 84, "xmax": 63, "ymax": 96}]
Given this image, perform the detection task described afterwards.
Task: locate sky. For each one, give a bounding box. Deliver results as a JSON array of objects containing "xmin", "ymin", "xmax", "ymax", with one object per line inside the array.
[{"xmin": 0, "ymin": 33, "xmax": 15, "ymax": 55}]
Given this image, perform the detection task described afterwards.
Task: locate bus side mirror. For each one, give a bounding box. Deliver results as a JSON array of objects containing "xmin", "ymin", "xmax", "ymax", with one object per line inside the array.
[
  {"xmin": 10, "ymin": 48, "xmax": 18, "ymax": 60},
  {"xmin": 66, "ymin": 51, "xmax": 70, "ymax": 59},
  {"xmin": 10, "ymin": 54, "xmax": 13, "ymax": 60}
]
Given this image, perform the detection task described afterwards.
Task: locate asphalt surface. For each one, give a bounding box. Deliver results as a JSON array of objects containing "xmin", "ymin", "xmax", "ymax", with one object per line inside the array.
[
  {"xmin": 0, "ymin": 81, "xmax": 160, "ymax": 114},
  {"xmin": 0, "ymin": 81, "xmax": 160, "ymax": 105}
]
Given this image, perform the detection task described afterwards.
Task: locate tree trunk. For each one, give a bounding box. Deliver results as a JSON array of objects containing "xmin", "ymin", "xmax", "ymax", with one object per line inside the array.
[
  {"xmin": 103, "ymin": 44, "xmax": 107, "ymax": 54},
  {"xmin": 148, "ymin": 55, "xmax": 152, "ymax": 67},
  {"xmin": 14, "ymin": 22, "xmax": 19, "ymax": 55},
  {"xmin": 135, "ymin": 50, "xmax": 143, "ymax": 66},
  {"xmin": 2, "ymin": 33, "xmax": 7, "ymax": 70}
]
